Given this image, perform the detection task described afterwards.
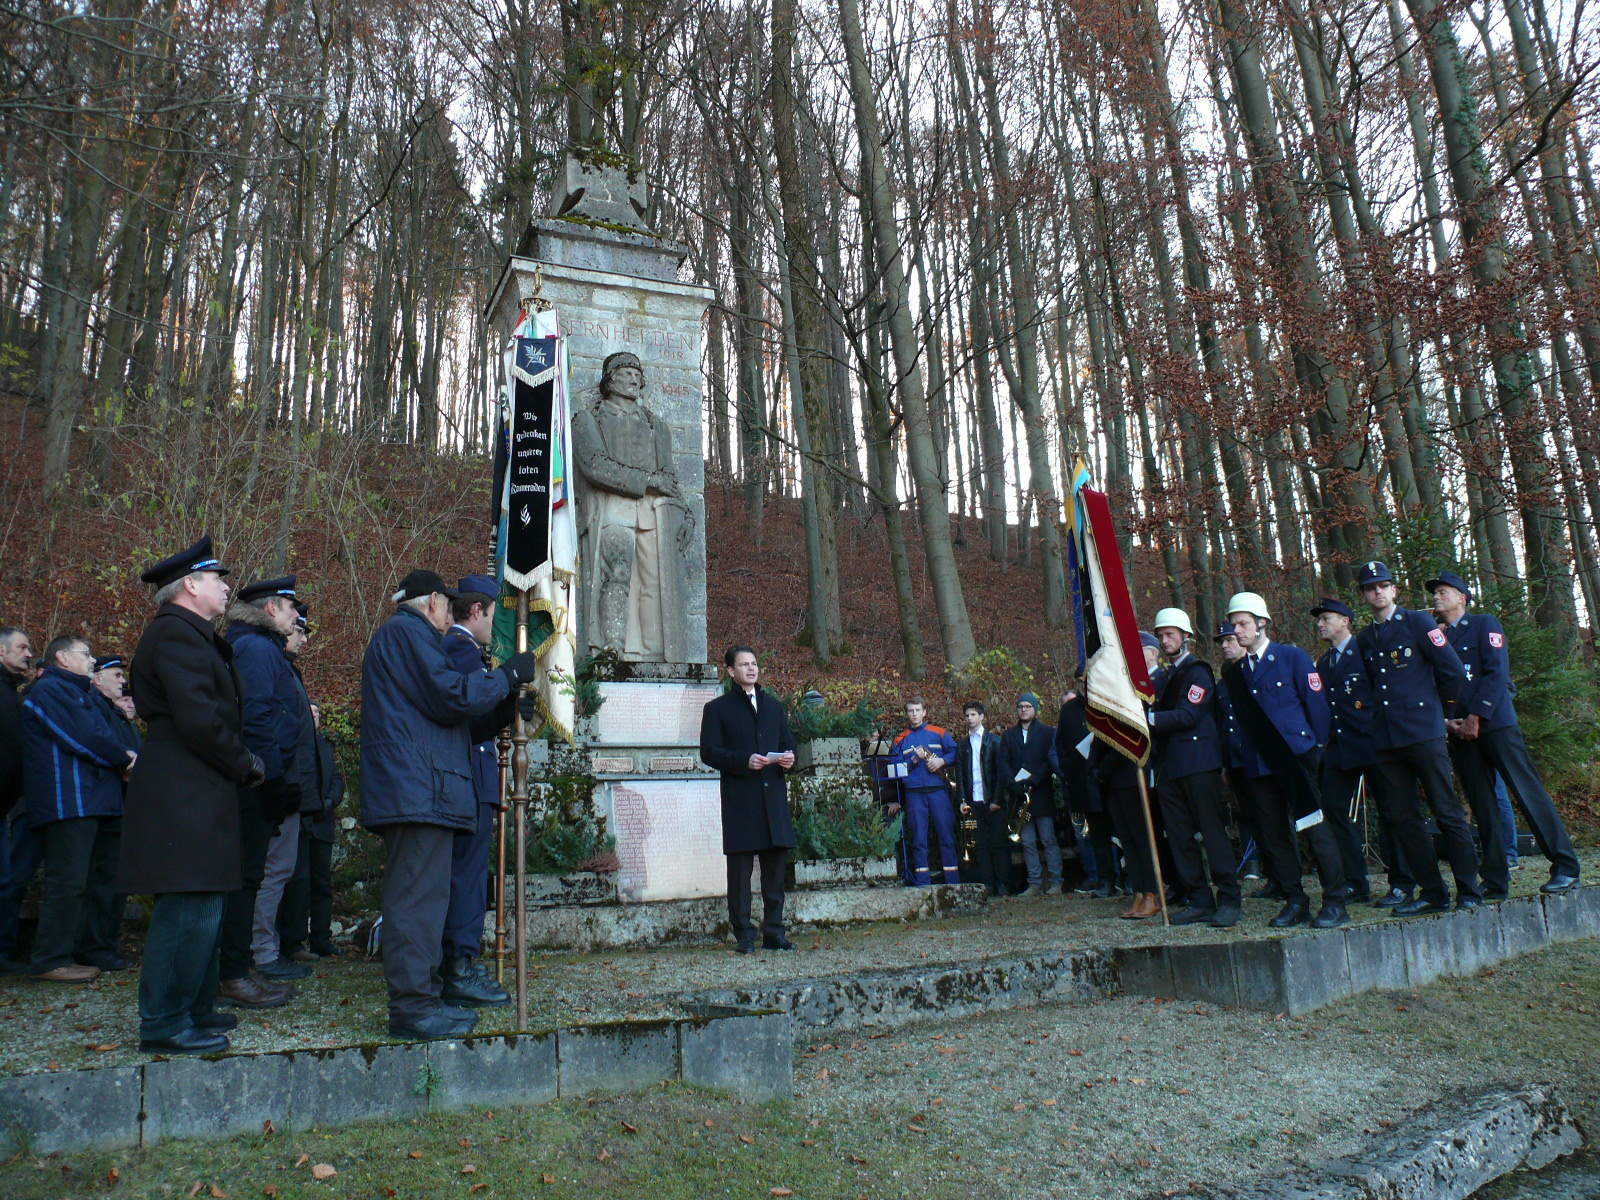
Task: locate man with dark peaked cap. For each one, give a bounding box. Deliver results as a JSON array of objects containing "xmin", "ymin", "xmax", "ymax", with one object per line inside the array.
[
  {"xmin": 360, "ymin": 569, "xmax": 537, "ymax": 1039},
  {"xmin": 219, "ymin": 574, "xmax": 307, "ymax": 1007},
  {"xmin": 120, "ymin": 536, "xmax": 265, "ymax": 1054},
  {"xmin": 1311, "ymin": 597, "xmax": 1414, "ymax": 908},
  {"xmin": 437, "ymin": 573, "xmax": 518, "ymax": 1008},
  {"xmin": 1353, "ymin": 560, "xmax": 1482, "ymax": 916},
  {"xmin": 1429, "ymin": 570, "xmax": 1581, "ymax": 896}
]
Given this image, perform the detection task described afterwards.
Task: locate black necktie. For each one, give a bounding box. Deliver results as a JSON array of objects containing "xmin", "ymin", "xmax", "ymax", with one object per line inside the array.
[{"xmin": 1248, "ymin": 653, "xmax": 1259, "ymax": 672}]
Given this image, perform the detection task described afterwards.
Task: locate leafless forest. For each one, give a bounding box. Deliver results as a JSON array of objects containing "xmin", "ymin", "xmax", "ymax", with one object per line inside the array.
[{"xmin": 4, "ymin": 0, "xmax": 1600, "ymax": 677}]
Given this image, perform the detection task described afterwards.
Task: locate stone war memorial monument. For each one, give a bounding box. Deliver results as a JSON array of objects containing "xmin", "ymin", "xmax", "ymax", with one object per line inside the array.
[{"xmin": 487, "ymin": 155, "xmax": 728, "ymax": 917}]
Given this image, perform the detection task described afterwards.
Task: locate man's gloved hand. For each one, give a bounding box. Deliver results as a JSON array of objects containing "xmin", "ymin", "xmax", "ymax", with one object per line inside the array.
[
  {"xmin": 499, "ymin": 651, "xmax": 538, "ymax": 687},
  {"xmin": 518, "ymin": 692, "xmax": 540, "ymax": 723},
  {"xmin": 242, "ymin": 754, "xmax": 266, "ymax": 789}
]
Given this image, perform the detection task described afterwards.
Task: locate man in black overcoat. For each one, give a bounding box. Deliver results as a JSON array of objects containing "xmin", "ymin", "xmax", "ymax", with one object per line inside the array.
[
  {"xmin": 119, "ymin": 535, "xmax": 265, "ymax": 1054},
  {"xmin": 698, "ymin": 645, "xmax": 797, "ymax": 953}
]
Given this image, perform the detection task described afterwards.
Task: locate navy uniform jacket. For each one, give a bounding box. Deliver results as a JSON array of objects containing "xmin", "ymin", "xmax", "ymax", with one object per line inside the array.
[
  {"xmin": 1213, "ymin": 676, "xmax": 1245, "ymax": 770},
  {"xmin": 20, "ymin": 666, "xmax": 131, "ymax": 825},
  {"xmin": 226, "ymin": 618, "xmax": 303, "ymax": 781},
  {"xmin": 1149, "ymin": 654, "xmax": 1223, "ymax": 780},
  {"xmin": 1354, "ymin": 607, "xmax": 1466, "ymax": 750},
  {"xmin": 892, "ymin": 723, "xmax": 958, "ymax": 792},
  {"xmin": 1443, "ymin": 612, "xmax": 1518, "ymax": 733},
  {"xmin": 1228, "ymin": 641, "xmax": 1329, "ymax": 780},
  {"xmin": 441, "ymin": 625, "xmax": 515, "ymax": 809},
  {"xmin": 1316, "ymin": 640, "xmax": 1376, "ymax": 771}
]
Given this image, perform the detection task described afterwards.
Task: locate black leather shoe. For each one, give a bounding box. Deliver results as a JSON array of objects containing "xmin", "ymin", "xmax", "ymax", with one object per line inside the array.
[
  {"xmin": 762, "ymin": 937, "xmax": 796, "ymax": 951},
  {"xmin": 1268, "ymin": 900, "xmax": 1310, "ymax": 928},
  {"xmin": 1170, "ymin": 906, "xmax": 1216, "ymax": 926},
  {"xmin": 441, "ymin": 956, "xmax": 511, "ymax": 1007},
  {"xmin": 1210, "ymin": 903, "xmax": 1241, "ymax": 928},
  {"xmin": 0, "ymin": 957, "xmax": 28, "ymax": 975},
  {"xmin": 389, "ymin": 1012, "xmax": 476, "ymax": 1040},
  {"xmin": 1456, "ymin": 897, "xmax": 1483, "ymax": 912},
  {"xmin": 1311, "ymin": 904, "xmax": 1349, "ymax": 929},
  {"xmin": 192, "ymin": 1011, "xmax": 238, "ymax": 1030},
  {"xmin": 140, "ymin": 1027, "xmax": 230, "ymax": 1054},
  {"xmin": 1345, "ymin": 887, "xmax": 1372, "ymax": 905},
  {"xmin": 1541, "ymin": 874, "xmax": 1580, "ymax": 895},
  {"xmin": 1483, "ymin": 887, "xmax": 1510, "ymax": 901},
  {"xmin": 1373, "ymin": 887, "xmax": 1412, "ymax": 908},
  {"xmin": 257, "ymin": 956, "xmax": 311, "ymax": 980},
  {"xmin": 734, "ymin": 942, "xmax": 755, "ymax": 955},
  {"xmin": 1394, "ymin": 897, "xmax": 1450, "ymax": 917}
]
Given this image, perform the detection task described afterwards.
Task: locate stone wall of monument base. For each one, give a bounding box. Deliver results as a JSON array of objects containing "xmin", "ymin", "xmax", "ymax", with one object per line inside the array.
[{"xmin": 0, "ymin": 1008, "xmax": 791, "ymax": 1158}]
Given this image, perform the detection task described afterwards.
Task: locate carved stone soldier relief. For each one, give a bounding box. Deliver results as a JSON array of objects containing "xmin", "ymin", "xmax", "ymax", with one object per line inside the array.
[{"xmin": 571, "ymin": 351, "xmax": 694, "ymax": 661}]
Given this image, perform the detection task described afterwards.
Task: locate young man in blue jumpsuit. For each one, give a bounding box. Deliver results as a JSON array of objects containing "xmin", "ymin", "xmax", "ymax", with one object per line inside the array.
[{"xmin": 890, "ymin": 698, "xmax": 960, "ymax": 886}]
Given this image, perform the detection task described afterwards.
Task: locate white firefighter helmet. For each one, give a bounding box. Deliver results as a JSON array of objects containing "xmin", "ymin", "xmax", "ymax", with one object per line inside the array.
[
  {"xmin": 1225, "ymin": 591, "xmax": 1271, "ymax": 622},
  {"xmin": 1151, "ymin": 607, "xmax": 1194, "ymax": 636}
]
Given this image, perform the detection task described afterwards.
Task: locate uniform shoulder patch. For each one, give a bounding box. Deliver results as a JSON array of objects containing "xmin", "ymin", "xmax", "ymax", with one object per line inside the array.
[
  {"xmin": 1307, "ymin": 672, "xmax": 1323, "ymax": 692},
  {"xmin": 1488, "ymin": 631, "xmax": 1504, "ymax": 648},
  {"xmin": 1427, "ymin": 628, "xmax": 1447, "ymax": 647},
  {"xmin": 1187, "ymin": 683, "xmax": 1207, "ymax": 704},
  {"xmin": 926, "ymin": 725, "xmax": 947, "ymax": 737}
]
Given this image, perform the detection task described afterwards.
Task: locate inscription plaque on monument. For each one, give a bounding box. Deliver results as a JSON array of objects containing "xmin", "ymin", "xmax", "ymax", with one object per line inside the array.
[
  {"xmin": 609, "ymin": 780, "xmax": 725, "ymax": 902},
  {"xmin": 593, "ymin": 682, "xmax": 720, "ymax": 746}
]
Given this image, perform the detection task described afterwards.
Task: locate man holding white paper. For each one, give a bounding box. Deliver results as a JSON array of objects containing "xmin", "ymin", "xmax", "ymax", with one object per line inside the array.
[
  {"xmin": 698, "ymin": 646, "xmax": 797, "ymax": 953},
  {"xmin": 997, "ymin": 692, "xmax": 1063, "ymax": 896}
]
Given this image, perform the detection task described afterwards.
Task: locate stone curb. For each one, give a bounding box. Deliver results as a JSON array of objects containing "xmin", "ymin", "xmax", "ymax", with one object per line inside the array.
[
  {"xmin": 685, "ymin": 948, "xmax": 1116, "ymax": 1029},
  {"xmin": 518, "ymin": 881, "xmax": 989, "ymax": 951},
  {"xmin": 1116, "ymin": 885, "xmax": 1600, "ymax": 1016},
  {"xmin": 0, "ymin": 1007, "xmax": 791, "ymax": 1158},
  {"xmin": 1187, "ymin": 1083, "xmax": 1584, "ymax": 1199}
]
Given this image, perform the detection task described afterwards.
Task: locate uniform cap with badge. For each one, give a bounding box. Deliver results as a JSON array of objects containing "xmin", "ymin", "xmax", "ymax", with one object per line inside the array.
[{"xmin": 139, "ymin": 534, "xmax": 230, "ymax": 589}]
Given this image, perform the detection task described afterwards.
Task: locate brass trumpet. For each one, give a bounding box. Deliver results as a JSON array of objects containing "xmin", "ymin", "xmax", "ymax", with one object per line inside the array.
[{"xmin": 1007, "ymin": 795, "xmax": 1033, "ymax": 842}]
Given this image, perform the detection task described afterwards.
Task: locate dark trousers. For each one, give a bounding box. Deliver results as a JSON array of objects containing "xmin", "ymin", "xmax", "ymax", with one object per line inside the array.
[
  {"xmin": 1104, "ymin": 784, "xmax": 1158, "ymax": 894},
  {"xmin": 278, "ymin": 828, "xmax": 334, "ymax": 956},
  {"xmin": 1371, "ymin": 738, "xmax": 1481, "ymax": 905},
  {"xmin": 1319, "ymin": 764, "xmax": 1373, "ymax": 895},
  {"xmin": 220, "ymin": 790, "xmax": 282, "ymax": 981},
  {"xmin": 379, "ymin": 822, "xmax": 454, "ymax": 1024},
  {"xmin": 1157, "ymin": 770, "xmax": 1239, "ymax": 910},
  {"xmin": 726, "ymin": 848, "xmax": 786, "ymax": 945},
  {"xmin": 968, "ymin": 802, "xmax": 1012, "ymax": 895},
  {"xmin": 138, "ymin": 891, "xmax": 225, "ymax": 1041},
  {"xmin": 30, "ymin": 816, "xmax": 121, "ymax": 971},
  {"xmin": 1451, "ymin": 725, "xmax": 1580, "ymax": 886},
  {"xmin": 1080, "ymin": 810, "xmax": 1119, "ymax": 886},
  {"xmin": 1240, "ymin": 775, "xmax": 1350, "ymax": 904},
  {"xmin": 0, "ymin": 813, "xmax": 43, "ymax": 960},
  {"xmin": 442, "ymin": 803, "xmax": 496, "ymax": 960}
]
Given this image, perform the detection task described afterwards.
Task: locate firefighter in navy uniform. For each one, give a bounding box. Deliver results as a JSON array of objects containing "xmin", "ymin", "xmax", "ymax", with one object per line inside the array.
[
  {"xmin": 1213, "ymin": 622, "xmax": 1264, "ymax": 888},
  {"xmin": 1429, "ymin": 570, "xmax": 1580, "ymax": 897},
  {"xmin": 1353, "ymin": 561, "xmax": 1483, "ymax": 915},
  {"xmin": 1311, "ymin": 597, "xmax": 1415, "ymax": 907},
  {"xmin": 1220, "ymin": 592, "xmax": 1351, "ymax": 929},
  {"xmin": 1148, "ymin": 609, "xmax": 1238, "ymax": 927}
]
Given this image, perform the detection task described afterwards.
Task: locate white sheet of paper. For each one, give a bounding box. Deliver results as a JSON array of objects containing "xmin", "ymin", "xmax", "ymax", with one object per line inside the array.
[
  {"xmin": 1014, "ymin": 768, "xmax": 1032, "ymax": 783},
  {"xmin": 1294, "ymin": 809, "xmax": 1325, "ymax": 832},
  {"xmin": 887, "ymin": 762, "xmax": 908, "ymax": 779},
  {"xmin": 1076, "ymin": 733, "xmax": 1094, "ymax": 759}
]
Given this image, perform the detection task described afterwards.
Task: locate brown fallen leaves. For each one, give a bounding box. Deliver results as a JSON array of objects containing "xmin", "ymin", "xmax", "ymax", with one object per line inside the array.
[
  {"xmin": 739, "ymin": 1134, "xmax": 755, "ymax": 1145},
  {"xmin": 310, "ymin": 1164, "xmax": 336, "ymax": 1181},
  {"xmin": 542, "ymin": 1173, "xmax": 556, "ymax": 1184}
]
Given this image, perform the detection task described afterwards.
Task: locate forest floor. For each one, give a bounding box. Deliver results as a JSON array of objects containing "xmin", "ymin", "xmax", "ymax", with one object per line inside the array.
[{"xmin": 3, "ymin": 934, "xmax": 1597, "ymax": 1200}]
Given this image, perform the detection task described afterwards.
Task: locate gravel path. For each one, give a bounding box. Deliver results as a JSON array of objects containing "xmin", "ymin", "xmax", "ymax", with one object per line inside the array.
[{"xmin": 1, "ymin": 846, "xmax": 1594, "ymax": 1075}]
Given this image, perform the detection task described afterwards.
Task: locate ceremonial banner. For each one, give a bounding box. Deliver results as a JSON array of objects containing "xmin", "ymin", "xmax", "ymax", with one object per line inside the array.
[
  {"xmin": 1069, "ymin": 480, "xmax": 1155, "ymax": 765},
  {"xmin": 492, "ymin": 308, "xmax": 580, "ymax": 742}
]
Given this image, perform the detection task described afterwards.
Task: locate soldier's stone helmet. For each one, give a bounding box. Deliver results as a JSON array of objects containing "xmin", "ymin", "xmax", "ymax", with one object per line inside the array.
[{"xmin": 601, "ymin": 351, "xmax": 645, "ymax": 393}]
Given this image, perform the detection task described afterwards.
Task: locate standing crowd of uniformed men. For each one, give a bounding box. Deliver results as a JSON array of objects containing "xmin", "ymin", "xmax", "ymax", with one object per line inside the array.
[
  {"xmin": 0, "ymin": 535, "xmax": 542, "ymax": 1052},
  {"xmin": 874, "ymin": 559, "xmax": 1580, "ymax": 934},
  {"xmin": 0, "ymin": 537, "xmax": 1584, "ymax": 1052}
]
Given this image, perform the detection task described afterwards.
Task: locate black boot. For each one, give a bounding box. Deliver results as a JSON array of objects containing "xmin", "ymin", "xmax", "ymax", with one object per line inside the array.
[
  {"xmin": 441, "ymin": 956, "xmax": 511, "ymax": 1007},
  {"xmin": 1268, "ymin": 898, "xmax": 1310, "ymax": 928}
]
